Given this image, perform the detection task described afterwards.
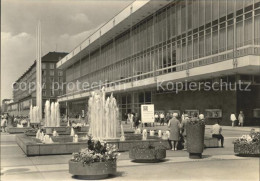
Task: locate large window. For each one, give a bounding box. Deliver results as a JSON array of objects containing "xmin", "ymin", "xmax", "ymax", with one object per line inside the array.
[{"xmin": 62, "ymin": 0, "xmax": 258, "ymax": 94}]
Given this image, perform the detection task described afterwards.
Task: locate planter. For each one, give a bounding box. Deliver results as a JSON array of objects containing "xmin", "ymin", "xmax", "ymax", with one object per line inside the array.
[
  {"xmin": 73, "ymin": 127, "xmax": 81, "ymax": 133},
  {"xmin": 69, "ymin": 160, "xmax": 117, "ymax": 179},
  {"xmin": 186, "ymin": 123, "xmax": 205, "ymax": 159},
  {"xmin": 234, "ymin": 142, "xmax": 260, "ymax": 156},
  {"xmin": 129, "ymin": 148, "xmax": 166, "ymax": 162}
]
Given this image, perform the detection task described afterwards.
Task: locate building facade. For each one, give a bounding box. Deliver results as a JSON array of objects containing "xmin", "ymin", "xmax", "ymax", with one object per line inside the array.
[
  {"xmin": 57, "ymin": 0, "xmax": 260, "ymax": 125},
  {"xmin": 8, "ymin": 52, "xmax": 68, "ymax": 117}
]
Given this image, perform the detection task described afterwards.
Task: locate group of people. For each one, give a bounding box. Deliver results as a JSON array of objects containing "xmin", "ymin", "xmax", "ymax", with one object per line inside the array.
[
  {"xmin": 154, "ymin": 112, "xmax": 172, "ymax": 126},
  {"xmin": 167, "ymin": 112, "xmax": 224, "ymax": 151},
  {"xmin": 230, "ymin": 111, "xmax": 245, "ymax": 127},
  {"xmin": 124, "ymin": 113, "xmax": 141, "ymax": 129}
]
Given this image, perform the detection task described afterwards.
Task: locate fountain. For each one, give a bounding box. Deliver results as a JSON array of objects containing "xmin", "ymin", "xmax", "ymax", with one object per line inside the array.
[
  {"xmin": 16, "ymin": 88, "xmax": 171, "ymax": 156},
  {"xmin": 88, "ymin": 87, "xmax": 119, "ymax": 140},
  {"xmin": 44, "ymin": 100, "xmax": 65, "ymax": 134},
  {"xmin": 44, "ymin": 101, "xmax": 51, "ymax": 127}
]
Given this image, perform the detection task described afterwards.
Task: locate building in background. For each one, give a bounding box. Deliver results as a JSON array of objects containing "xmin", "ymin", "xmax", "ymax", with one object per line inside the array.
[
  {"xmin": 8, "ymin": 52, "xmax": 68, "ymax": 117},
  {"xmin": 1, "ymin": 99, "xmax": 12, "ymax": 113},
  {"xmin": 57, "ymin": 0, "xmax": 260, "ymax": 125}
]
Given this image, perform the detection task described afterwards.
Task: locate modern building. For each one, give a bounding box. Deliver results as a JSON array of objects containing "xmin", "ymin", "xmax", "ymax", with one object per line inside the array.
[
  {"xmin": 8, "ymin": 52, "xmax": 68, "ymax": 117},
  {"xmin": 57, "ymin": 0, "xmax": 260, "ymax": 125}
]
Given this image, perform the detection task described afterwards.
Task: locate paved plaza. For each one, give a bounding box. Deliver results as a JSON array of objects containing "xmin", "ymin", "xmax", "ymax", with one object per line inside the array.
[{"xmin": 1, "ymin": 126, "xmax": 259, "ymax": 181}]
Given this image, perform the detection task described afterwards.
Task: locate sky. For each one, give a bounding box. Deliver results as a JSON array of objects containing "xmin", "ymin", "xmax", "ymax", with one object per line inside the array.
[{"xmin": 1, "ymin": 0, "xmax": 133, "ymax": 103}]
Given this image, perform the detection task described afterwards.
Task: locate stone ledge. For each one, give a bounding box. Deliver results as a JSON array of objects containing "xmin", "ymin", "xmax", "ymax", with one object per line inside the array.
[
  {"xmin": 8, "ymin": 127, "xmax": 31, "ymax": 134},
  {"xmin": 16, "ymin": 135, "xmax": 219, "ymax": 156}
]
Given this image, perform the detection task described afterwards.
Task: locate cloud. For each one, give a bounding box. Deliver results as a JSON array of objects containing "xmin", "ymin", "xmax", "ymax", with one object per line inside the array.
[
  {"xmin": 1, "ymin": 31, "xmax": 36, "ymax": 100},
  {"xmin": 69, "ymin": 13, "xmax": 91, "ymax": 24},
  {"xmin": 57, "ymin": 24, "xmax": 103, "ymax": 52}
]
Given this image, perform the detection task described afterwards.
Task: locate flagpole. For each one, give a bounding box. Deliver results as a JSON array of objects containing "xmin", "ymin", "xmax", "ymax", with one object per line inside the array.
[{"xmin": 36, "ymin": 21, "xmax": 42, "ymax": 123}]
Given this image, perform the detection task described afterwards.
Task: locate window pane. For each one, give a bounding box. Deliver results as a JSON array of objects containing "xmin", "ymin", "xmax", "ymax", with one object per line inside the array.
[
  {"xmin": 227, "ymin": 25, "xmax": 234, "ymax": 50},
  {"xmin": 199, "ymin": 0, "xmax": 205, "ymax": 26},
  {"xmin": 219, "ymin": 27, "xmax": 226, "ymax": 52},
  {"xmin": 193, "ymin": 0, "xmax": 199, "ymax": 29},
  {"xmin": 236, "ymin": 21, "xmax": 243, "ymax": 47},
  {"xmin": 212, "ymin": 0, "xmax": 219, "ymax": 21},
  {"xmin": 205, "ymin": 0, "xmax": 212, "ymax": 23},
  {"xmin": 244, "ymin": 18, "xmax": 252, "ymax": 45},
  {"xmin": 255, "ymin": 15, "xmax": 260, "ymax": 45}
]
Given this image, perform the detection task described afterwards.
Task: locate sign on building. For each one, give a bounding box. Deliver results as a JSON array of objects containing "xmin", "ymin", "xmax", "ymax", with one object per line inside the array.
[{"xmin": 141, "ymin": 104, "xmax": 154, "ymax": 123}]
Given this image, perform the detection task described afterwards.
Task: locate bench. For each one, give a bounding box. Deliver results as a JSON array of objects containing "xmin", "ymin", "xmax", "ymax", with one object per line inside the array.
[{"xmin": 204, "ymin": 137, "xmax": 219, "ymax": 148}]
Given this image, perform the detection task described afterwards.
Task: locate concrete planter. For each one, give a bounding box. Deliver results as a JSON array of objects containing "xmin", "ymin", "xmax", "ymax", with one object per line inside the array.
[
  {"xmin": 234, "ymin": 142, "xmax": 260, "ymax": 156},
  {"xmin": 186, "ymin": 123, "xmax": 205, "ymax": 159},
  {"xmin": 69, "ymin": 160, "xmax": 117, "ymax": 179},
  {"xmin": 73, "ymin": 127, "xmax": 81, "ymax": 134},
  {"xmin": 129, "ymin": 148, "xmax": 166, "ymax": 162}
]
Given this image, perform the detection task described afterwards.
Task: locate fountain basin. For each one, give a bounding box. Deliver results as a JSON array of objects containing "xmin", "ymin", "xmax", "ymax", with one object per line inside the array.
[{"xmin": 16, "ymin": 134, "xmax": 171, "ymax": 156}]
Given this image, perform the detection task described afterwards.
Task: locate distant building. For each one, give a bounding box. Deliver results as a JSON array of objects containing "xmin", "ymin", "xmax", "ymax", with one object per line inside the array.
[
  {"xmin": 8, "ymin": 52, "xmax": 68, "ymax": 117},
  {"xmin": 1, "ymin": 99, "xmax": 12, "ymax": 113},
  {"xmin": 57, "ymin": 0, "xmax": 260, "ymax": 125}
]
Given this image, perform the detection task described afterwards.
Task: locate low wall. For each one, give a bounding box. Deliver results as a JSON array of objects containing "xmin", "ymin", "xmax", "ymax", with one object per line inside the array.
[
  {"xmin": 8, "ymin": 127, "xmax": 31, "ymax": 134},
  {"xmin": 16, "ymin": 134, "xmax": 218, "ymax": 156}
]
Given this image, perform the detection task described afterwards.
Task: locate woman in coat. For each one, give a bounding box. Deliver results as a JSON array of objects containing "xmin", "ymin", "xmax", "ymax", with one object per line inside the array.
[{"xmin": 168, "ymin": 113, "xmax": 181, "ymax": 151}]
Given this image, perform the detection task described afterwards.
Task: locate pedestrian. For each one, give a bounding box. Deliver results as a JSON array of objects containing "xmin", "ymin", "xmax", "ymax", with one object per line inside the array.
[
  {"xmin": 168, "ymin": 113, "xmax": 181, "ymax": 151},
  {"xmin": 211, "ymin": 120, "xmax": 224, "ymax": 147},
  {"xmin": 181, "ymin": 114, "xmax": 189, "ymax": 150},
  {"xmin": 165, "ymin": 113, "xmax": 172, "ymax": 124},
  {"xmin": 1, "ymin": 115, "xmax": 7, "ymax": 132},
  {"xmin": 230, "ymin": 113, "xmax": 237, "ymax": 127},
  {"xmin": 238, "ymin": 111, "xmax": 244, "ymax": 127},
  {"xmin": 160, "ymin": 112, "xmax": 165, "ymax": 126},
  {"xmin": 134, "ymin": 113, "xmax": 140, "ymax": 129},
  {"xmin": 129, "ymin": 113, "xmax": 134, "ymax": 129},
  {"xmin": 124, "ymin": 113, "xmax": 128, "ymax": 124},
  {"xmin": 154, "ymin": 112, "xmax": 159, "ymax": 123}
]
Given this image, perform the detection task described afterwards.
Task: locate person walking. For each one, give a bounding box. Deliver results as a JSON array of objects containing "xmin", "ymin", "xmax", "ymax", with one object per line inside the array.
[
  {"xmin": 160, "ymin": 112, "xmax": 165, "ymax": 126},
  {"xmin": 238, "ymin": 111, "xmax": 244, "ymax": 127},
  {"xmin": 230, "ymin": 113, "xmax": 237, "ymax": 127},
  {"xmin": 1, "ymin": 115, "xmax": 7, "ymax": 132},
  {"xmin": 168, "ymin": 113, "xmax": 181, "ymax": 151},
  {"xmin": 181, "ymin": 114, "xmax": 189, "ymax": 150},
  {"xmin": 129, "ymin": 113, "xmax": 134, "ymax": 129},
  {"xmin": 133, "ymin": 113, "xmax": 140, "ymax": 129},
  {"xmin": 211, "ymin": 120, "xmax": 224, "ymax": 147}
]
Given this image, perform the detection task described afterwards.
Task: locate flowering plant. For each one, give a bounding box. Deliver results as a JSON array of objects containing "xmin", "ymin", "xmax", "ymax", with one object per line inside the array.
[
  {"xmin": 72, "ymin": 123, "xmax": 83, "ymax": 129},
  {"xmin": 187, "ymin": 117, "xmax": 205, "ymax": 126},
  {"xmin": 71, "ymin": 136, "xmax": 120, "ymax": 165},
  {"xmin": 233, "ymin": 131, "xmax": 260, "ymax": 144}
]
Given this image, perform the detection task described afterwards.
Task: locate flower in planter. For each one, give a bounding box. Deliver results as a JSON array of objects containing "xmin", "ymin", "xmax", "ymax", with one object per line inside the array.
[
  {"xmin": 129, "ymin": 143, "xmax": 167, "ymax": 161},
  {"xmin": 233, "ymin": 131, "xmax": 260, "ymax": 144},
  {"xmin": 71, "ymin": 136, "xmax": 120, "ymax": 166},
  {"xmin": 187, "ymin": 115, "xmax": 205, "ymax": 126},
  {"xmin": 233, "ymin": 131, "xmax": 260, "ymax": 155}
]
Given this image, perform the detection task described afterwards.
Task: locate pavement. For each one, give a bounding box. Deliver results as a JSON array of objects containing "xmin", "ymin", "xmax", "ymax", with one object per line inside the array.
[{"xmin": 1, "ymin": 125, "xmax": 259, "ymax": 181}]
